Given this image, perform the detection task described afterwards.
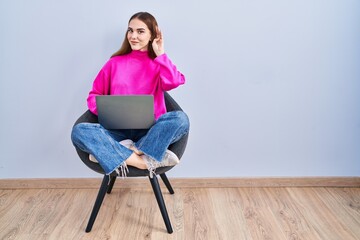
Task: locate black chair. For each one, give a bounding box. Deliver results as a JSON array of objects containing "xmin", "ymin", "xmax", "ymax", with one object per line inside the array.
[{"xmin": 72, "ymin": 92, "xmax": 189, "ymax": 234}]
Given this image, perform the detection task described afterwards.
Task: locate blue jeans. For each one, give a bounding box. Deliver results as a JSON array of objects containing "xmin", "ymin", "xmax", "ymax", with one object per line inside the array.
[{"xmin": 71, "ymin": 111, "xmax": 189, "ymax": 175}]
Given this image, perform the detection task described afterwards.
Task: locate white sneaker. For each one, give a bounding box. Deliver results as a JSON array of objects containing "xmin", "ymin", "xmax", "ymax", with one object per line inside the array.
[
  {"xmin": 89, "ymin": 154, "xmax": 98, "ymax": 163},
  {"xmin": 162, "ymin": 150, "xmax": 180, "ymax": 166},
  {"xmin": 119, "ymin": 139, "xmax": 134, "ymax": 148},
  {"xmin": 142, "ymin": 149, "xmax": 180, "ymax": 176}
]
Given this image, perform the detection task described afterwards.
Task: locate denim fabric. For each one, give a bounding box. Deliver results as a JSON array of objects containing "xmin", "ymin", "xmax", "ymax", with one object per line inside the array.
[{"xmin": 71, "ymin": 111, "xmax": 189, "ymax": 175}]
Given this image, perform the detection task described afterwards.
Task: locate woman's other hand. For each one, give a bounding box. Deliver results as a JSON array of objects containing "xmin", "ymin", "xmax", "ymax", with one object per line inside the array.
[{"xmin": 152, "ymin": 28, "xmax": 165, "ymax": 56}]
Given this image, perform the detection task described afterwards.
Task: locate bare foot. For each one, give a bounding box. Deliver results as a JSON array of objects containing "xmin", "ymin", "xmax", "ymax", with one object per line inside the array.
[
  {"xmin": 125, "ymin": 153, "xmax": 147, "ymax": 169},
  {"xmin": 129, "ymin": 146, "xmax": 143, "ymax": 155}
]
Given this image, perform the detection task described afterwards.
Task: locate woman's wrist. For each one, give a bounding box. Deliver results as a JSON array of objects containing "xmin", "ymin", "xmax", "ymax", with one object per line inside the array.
[{"xmin": 155, "ymin": 50, "xmax": 165, "ymax": 57}]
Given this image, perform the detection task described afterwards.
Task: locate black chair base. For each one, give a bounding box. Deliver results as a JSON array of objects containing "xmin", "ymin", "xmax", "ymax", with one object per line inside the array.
[{"xmin": 85, "ymin": 173, "xmax": 174, "ymax": 234}]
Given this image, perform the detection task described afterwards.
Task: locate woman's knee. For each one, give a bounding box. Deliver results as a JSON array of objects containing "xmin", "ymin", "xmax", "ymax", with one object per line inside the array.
[
  {"xmin": 162, "ymin": 111, "xmax": 189, "ymax": 131},
  {"xmin": 71, "ymin": 123, "xmax": 85, "ymax": 143},
  {"xmin": 71, "ymin": 123, "xmax": 98, "ymax": 143},
  {"xmin": 177, "ymin": 111, "xmax": 190, "ymax": 130}
]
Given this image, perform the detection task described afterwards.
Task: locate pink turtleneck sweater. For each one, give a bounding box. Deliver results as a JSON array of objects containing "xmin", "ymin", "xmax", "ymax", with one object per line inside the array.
[{"xmin": 87, "ymin": 50, "xmax": 185, "ymax": 119}]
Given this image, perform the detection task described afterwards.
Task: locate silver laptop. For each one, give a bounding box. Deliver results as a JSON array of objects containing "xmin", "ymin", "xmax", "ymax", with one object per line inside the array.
[{"xmin": 96, "ymin": 95, "xmax": 155, "ymax": 129}]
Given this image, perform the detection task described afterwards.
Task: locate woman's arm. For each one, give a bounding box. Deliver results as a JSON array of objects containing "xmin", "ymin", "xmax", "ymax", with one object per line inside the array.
[
  {"xmin": 87, "ymin": 68, "xmax": 110, "ymax": 115},
  {"xmin": 152, "ymin": 28, "xmax": 185, "ymax": 90},
  {"xmin": 152, "ymin": 29, "xmax": 185, "ymax": 91},
  {"xmin": 155, "ymin": 54, "xmax": 185, "ymax": 91}
]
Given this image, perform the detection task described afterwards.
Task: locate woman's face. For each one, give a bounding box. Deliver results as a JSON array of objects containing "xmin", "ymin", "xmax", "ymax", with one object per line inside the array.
[{"xmin": 127, "ymin": 18, "xmax": 152, "ymax": 51}]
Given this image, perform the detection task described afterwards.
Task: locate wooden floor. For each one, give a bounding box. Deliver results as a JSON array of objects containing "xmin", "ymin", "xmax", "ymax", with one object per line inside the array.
[{"xmin": 0, "ymin": 181, "xmax": 359, "ymax": 240}]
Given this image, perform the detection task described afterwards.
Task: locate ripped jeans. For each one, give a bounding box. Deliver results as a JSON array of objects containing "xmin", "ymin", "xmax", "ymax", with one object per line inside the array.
[{"xmin": 71, "ymin": 111, "xmax": 189, "ymax": 175}]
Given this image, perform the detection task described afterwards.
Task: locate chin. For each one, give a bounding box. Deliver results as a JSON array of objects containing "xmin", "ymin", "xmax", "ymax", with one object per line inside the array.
[{"xmin": 131, "ymin": 45, "xmax": 148, "ymax": 51}]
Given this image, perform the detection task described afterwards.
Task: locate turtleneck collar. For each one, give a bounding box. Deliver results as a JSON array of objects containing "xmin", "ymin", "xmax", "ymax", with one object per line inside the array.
[{"xmin": 129, "ymin": 50, "xmax": 149, "ymax": 57}]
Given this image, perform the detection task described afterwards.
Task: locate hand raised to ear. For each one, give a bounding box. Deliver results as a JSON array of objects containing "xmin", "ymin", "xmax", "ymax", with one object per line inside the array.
[{"xmin": 152, "ymin": 28, "xmax": 165, "ymax": 56}]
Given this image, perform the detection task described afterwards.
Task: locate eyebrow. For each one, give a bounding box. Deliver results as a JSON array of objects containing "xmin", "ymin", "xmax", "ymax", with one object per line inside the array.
[{"xmin": 128, "ymin": 27, "xmax": 146, "ymax": 31}]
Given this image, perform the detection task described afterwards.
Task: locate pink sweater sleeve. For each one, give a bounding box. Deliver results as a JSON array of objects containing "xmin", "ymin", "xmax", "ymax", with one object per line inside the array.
[
  {"xmin": 87, "ymin": 68, "xmax": 110, "ymax": 115},
  {"xmin": 155, "ymin": 54, "xmax": 185, "ymax": 91}
]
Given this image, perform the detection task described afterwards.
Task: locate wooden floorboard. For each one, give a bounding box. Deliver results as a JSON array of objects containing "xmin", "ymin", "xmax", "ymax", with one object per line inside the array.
[
  {"xmin": 0, "ymin": 182, "xmax": 359, "ymax": 240},
  {"xmin": 1, "ymin": 177, "xmax": 359, "ymax": 189}
]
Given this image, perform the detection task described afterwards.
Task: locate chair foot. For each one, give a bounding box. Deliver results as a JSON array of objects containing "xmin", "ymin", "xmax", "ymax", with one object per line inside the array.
[
  {"xmin": 85, "ymin": 175, "xmax": 110, "ymax": 232},
  {"xmin": 149, "ymin": 176, "xmax": 173, "ymax": 234},
  {"xmin": 160, "ymin": 173, "xmax": 174, "ymax": 194},
  {"xmin": 107, "ymin": 175, "xmax": 117, "ymax": 194}
]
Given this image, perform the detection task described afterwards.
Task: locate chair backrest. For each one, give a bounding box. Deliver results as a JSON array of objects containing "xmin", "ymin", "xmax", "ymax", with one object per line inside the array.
[
  {"xmin": 72, "ymin": 92, "xmax": 189, "ymax": 175},
  {"xmin": 163, "ymin": 92, "xmax": 189, "ymax": 160}
]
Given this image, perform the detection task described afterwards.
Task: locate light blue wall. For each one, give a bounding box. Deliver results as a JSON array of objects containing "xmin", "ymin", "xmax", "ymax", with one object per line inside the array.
[{"xmin": 0, "ymin": 0, "xmax": 359, "ymax": 178}]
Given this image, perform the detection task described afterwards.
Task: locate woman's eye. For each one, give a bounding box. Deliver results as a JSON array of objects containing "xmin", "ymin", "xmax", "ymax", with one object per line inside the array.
[
  {"xmin": 127, "ymin": 29, "xmax": 133, "ymax": 33},
  {"xmin": 138, "ymin": 30, "xmax": 144, "ymax": 34}
]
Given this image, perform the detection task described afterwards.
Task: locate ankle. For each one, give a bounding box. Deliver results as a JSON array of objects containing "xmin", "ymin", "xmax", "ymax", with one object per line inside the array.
[
  {"xmin": 129, "ymin": 145, "xmax": 143, "ymax": 155},
  {"xmin": 125, "ymin": 153, "xmax": 147, "ymax": 169}
]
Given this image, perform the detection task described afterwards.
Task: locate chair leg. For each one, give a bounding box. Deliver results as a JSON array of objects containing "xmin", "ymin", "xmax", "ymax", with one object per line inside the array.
[
  {"xmin": 107, "ymin": 175, "xmax": 117, "ymax": 194},
  {"xmin": 149, "ymin": 176, "xmax": 173, "ymax": 234},
  {"xmin": 85, "ymin": 175, "xmax": 110, "ymax": 232},
  {"xmin": 160, "ymin": 173, "xmax": 174, "ymax": 194}
]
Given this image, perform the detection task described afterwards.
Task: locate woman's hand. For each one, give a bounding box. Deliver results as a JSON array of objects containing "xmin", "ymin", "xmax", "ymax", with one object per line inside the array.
[{"xmin": 152, "ymin": 28, "xmax": 165, "ymax": 56}]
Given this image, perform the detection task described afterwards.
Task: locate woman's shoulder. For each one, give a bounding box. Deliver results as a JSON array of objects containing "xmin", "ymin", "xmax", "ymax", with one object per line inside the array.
[
  {"xmin": 101, "ymin": 55, "xmax": 128, "ymax": 68},
  {"xmin": 107, "ymin": 55, "xmax": 127, "ymax": 62}
]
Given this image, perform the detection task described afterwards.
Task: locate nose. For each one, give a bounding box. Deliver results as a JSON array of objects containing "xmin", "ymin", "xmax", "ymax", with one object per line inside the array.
[{"xmin": 129, "ymin": 32, "xmax": 137, "ymax": 39}]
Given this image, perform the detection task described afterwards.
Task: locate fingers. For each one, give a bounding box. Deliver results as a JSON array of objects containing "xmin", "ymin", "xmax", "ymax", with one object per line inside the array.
[
  {"xmin": 152, "ymin": 27, "xmax": 165, "ymax": 56},
  {"xmin": 158, "ymin": 28, "xmax": 162, "ymax": 40},
  {"xmin": 154, "ymin": 27, "xmax": 162, "ymax": 40}
]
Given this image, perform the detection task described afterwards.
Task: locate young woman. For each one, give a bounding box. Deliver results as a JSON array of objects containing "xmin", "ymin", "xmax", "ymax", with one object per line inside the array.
[{"xmin": 71, "ymin": 12, "xmax": 189, "ymax": 177}]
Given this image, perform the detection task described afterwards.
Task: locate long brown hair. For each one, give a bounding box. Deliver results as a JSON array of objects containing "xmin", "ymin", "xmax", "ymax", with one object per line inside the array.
[{"xmin": 111, "ymin": 12, "xmax": 158, "ymax": 59}]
